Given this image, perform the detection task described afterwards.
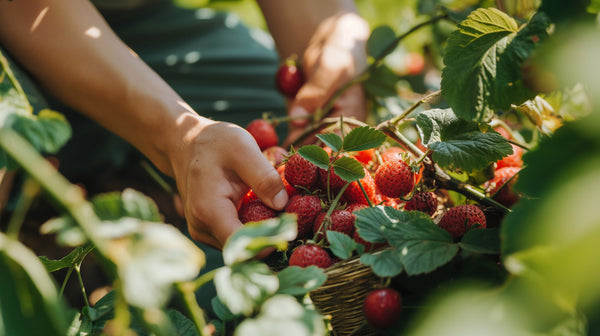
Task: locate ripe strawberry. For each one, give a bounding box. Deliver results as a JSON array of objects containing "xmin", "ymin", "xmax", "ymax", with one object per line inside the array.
[
  {"xmin": 380, "ymin": 146, "xmax": 405, "ymax": 163},
  {"xmin": 246, "ymin": 119, "xmax": 279, "ymax": 151},
  {"xmin": 288, "ymin": 244, "xmax": 333, "ymax": 268},
  {"xmin": 363, "ymin": 288, "xmax": 402, "ymax": 329},
  {"xmin": 239, "ymin": 189, "xmax": 259, "ymax": 209},
  {"xmin": 284, "ymin": 194, "xmax": 322, "ymax": 239},
  {"xmin": 438, "ymin": 204, "xmax": 486, "ymax": 239},
  {"xmin": 318, "ymin": 158, "xmax": 347, "ymax": 194},
  {"xmin": 275, "ymin": 60, "xmax": 304, "ymax": 98},
  {"xmin": 404, "ymin": 191, "xmax": 438, "ymax": 216},
  {"xmin": 346, "ymin": 202, "xmax": 367, "ymax": 213},
  {"xmin": 284, "ymin": 152, "xmax": 319, "ymax": 190},
  {"xmin": 484, "ymin": 166, "xmax": 521, "ymax": 207},
  {"xmin": 342, "ymin": 168, "xmax": 377, "ymax": 205},
  {"xmin": 263, "ymin": 145, "xmax": 288, "ymax": 167},
  {"xmin": 374, "ymin": 158, "xmax": 414, "ymax": 199},
  {"xmin": 313, "ymin": 209, "xmax": 355, "ymax": 240},
  {"xmin": 277, "ymin": 164, "xmax": 299, "ymax": 198},
  {"xmin": 238, "ymin": 199, "xmax": 278, "ymax": 224},
  {"xmin": 353, "ymin": 148, "xmax": 375, "ymax": 165},
  {"xmin": 496, "ymin": 144, "xmax": 523, "ymax": 169}
]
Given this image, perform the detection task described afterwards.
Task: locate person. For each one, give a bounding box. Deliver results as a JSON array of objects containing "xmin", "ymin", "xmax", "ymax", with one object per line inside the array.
[{"xmin": 0, "ymin": 0, "xmax": 370, "ymax": 250}]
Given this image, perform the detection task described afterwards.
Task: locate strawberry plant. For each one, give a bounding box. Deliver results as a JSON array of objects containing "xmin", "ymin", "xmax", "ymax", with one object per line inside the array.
[{"xmin": 3, "ymin": 0, "xmax": 600, "ymax": 335}]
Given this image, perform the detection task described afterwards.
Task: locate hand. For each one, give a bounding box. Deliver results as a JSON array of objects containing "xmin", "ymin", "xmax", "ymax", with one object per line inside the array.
[
  {"xmin": 169, "ymin": 115, "xmax": 289, "ymax": 249},
  {"xmin": 284, "ymin": 12, "xmax": 370, "ymax": 146}
]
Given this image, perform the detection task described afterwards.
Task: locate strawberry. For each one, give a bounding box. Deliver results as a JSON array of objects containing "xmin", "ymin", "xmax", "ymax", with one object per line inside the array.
[
  {"xmin": 288, "ymin": 244, "xmax": 333, "ymax": 268},
  {"xmin": 363, "ymin": 288, "xmax": 402, "ymax": 329},
  {"xmin": 342, "ymin": 168, "xmax": 377, "ymax": 205},
  {"xmin": 374, "ymin": 158, "xmax": 414, "ymax": 199},
  {"xmin": 277, "ymin": 164, "xmax": 299, "ymax": 198},
  {"xmin": 239, "ymin": 189, "xmax": 259, "ymax": 209},
  {"xmin": 284, "ymin": 194, "xmax": 322, "ymax": 239},
  {"xmin": 353, "ymin": 148, "xmax": 375, "ymax": 165},
  {"xmin": 284, "ymin": 152, "xmax": 319, "ymax": 190},
  {"xmin": 380, "ymin": 146, "xmax": 405, "ymax": 163},
  {"xmin": 438, "ymin": 204, "xmax": 486, "ymax": 239},
  {"xmin": 404, "ymin": 191, "xmax": 438, "ymax": 216},
  {"xmin": 346, "ymin": 202, "xmax": 367, "ymax": 213},
  {"xmin": 318, "ymin": 158, "xmax": 347, "ymax": 194},
  {"xmin": 496, "ymin": 144, "xmax": 523, "ymax": 169},
  {"xmin": 263, "ymin": 145, "xmax": 288, "ymax": 167},
  {"xmin": 276, "ymin": 59, "xmax": 304, "ymax": 98},
  {"xmin": 484, "ymin": 166, "xmax": 521, "ymax": 207},
  {"xmin": 238, "ymin": 199, "xmax": 278, "ymax": 224},
  {"xmin": 313, "ymin": 209, "xmax": 355, "ymax": 240},
  {"xmin": 246, "ymin": 119, "xmax": 278, "ymax": 151}
]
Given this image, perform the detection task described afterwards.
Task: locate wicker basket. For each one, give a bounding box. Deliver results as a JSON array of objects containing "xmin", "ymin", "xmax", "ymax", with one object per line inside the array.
[{"xmin": 310, "ymin": 255, "xmax": 381, "ymax": 336}]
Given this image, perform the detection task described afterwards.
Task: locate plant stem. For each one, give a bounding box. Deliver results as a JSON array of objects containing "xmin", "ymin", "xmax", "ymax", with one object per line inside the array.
[
  {"xmin": 289, "ymin": 117, "xmax": 369, "ymax": 148},
  {"xmin": 75, "ymin": 264, "xmax": 90, "ymax": 307},
  {"xmin": 59, "ymin": 267, "xmax": 74, "ymax": 297},
  {"xmin": 6, "ymin": 178, "xmax": 40, "ymax": 240},
  {"xmin": 190, "ymin": 268, "xmax": 218, "ymax": 292},
  {"xmin": 176, "ymin": 282, "xmax": 208, "ymax": 336},
  {"xmin": 141, "ymin": 160, "xmax": 174, "ymax": 195}
]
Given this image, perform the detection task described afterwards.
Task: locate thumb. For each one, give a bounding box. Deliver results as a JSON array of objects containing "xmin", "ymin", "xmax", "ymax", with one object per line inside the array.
[{"xmin": 236, "ymin": 150, "xmax": 289, "ymax": 210}]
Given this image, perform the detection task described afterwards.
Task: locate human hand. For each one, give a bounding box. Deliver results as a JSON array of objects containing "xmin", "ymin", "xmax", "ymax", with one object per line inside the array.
[
  {"xmin": 169, "ymin": 115, "xmax": 289, "ymax": 249},
  {"xmin": 284, "ymin": 12, "xmax": 370, "ymax": 146}
]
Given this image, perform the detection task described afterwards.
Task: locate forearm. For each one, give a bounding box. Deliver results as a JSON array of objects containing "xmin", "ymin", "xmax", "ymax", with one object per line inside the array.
[
  {"xmin": 0, "ymin": 0, "xmax": 195, "ymax": 176},
  {"xmin": 256, "ymin": 0, "xmax": 368, "ymax": 59}
]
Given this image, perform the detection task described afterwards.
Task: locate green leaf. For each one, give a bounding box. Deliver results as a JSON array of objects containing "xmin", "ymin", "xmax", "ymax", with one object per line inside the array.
[
  {"xmin": 360, "ymin": 249, "xmax": 404, "ymax": 277},
  {"xmin": 459, "ymin": 228, "xmax": 500, "ymax": 254},
  {"xmin": 234, "ymin": 295, "xmax": 326, "ymax": 336},
  {"xmin": 354, "ymin": 206, "xmax": 396, "ymax": 244},
  {"xmin": 297, "ymin": 145, "xmax": 330, "ymax": 170},
  {"xmin": 327, "ymin": 231, "xmax": 357, "ymax": 259},
  {"xmin": 167, "ymin": 309, "xmax": 201, "ymax": 336},
  {"xmin": 223, "ymin": 214, "xmax": 297, "ymax": 265},
  {"xmin": 211, "ymin": 297, "xmax": 238, "ymax": 322},
  {"xmin": 416, "ymin": 108, "xmax": 513, "ymax": 172},
  {"xmin": 363, "ymin": 64, "xmax": 400, "ymax": 97},
  {"xmin": 316, "ymin": 133, "xmax": 343, "ymax": 152},
  {"xmin": 441, "ymin": 8, "xmax": 548, "ymax": 121},
  {"xmin": 36, "ymin": 109, "xmax": 72, "ymax": 153},
  {"xmin": 215, "ymin": 262, "xmax": 279, "ymax": 316},
  {"xmin": 39, "ymin": 243, "xmax": 95, "ymax": 273},
  {"xmin": 332, "ymin": 156, "xmax": 365, "ymax": 182},
  {"xmin": 105, "ymin": 219, "xmax": 205, "ymax": 309},
  {"xmin": 92, "ymin": 188, "xmax": 162, "ymax": 222},
  {"xmin": 366, "ymin": 25, "xmax": 397, "ymax": 59},
  {"xmin": 276, "ymin": 266, "xmax": 327, "ymax": 296},
  {"xmin": 342, "ymin": 126, "xmax": 387, "ymax": 152},
  {"xmin": 589, "ymin": 0, "xmax": 600, "ymax": 13},
  {"xmin": 0, "ymin": 233, "xmax": 70, "ymax": 336}
]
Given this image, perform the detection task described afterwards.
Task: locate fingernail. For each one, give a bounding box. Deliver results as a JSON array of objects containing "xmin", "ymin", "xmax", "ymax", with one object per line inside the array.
[
  {"xmin": 272, "ymin": 189, "xmax": 289, "ymax": 209},
  {"xmin": 290, "ymin": 106, "xmax": 309, "ymax": 126}
]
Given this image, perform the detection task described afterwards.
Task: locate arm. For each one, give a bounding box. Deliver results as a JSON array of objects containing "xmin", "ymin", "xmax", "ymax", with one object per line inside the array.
[
  {"xmin": 0, "ymin": 0, "xmax": 288, "ymax": 248},
  {"xmin": 257, "ymin": 0, "xmax": 371, "ymax": 144}
]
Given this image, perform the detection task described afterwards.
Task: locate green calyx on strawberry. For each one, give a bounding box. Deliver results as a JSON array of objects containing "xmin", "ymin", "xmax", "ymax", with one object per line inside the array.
[
  {"xmin": 284, "ymin": 194, "xmax": 323, "ymax": 239},
  {"xmin": 363, "ymin": 287, "xmax": 403, "ymax": 329},
  {"xmin": 288, "ymin": 243, "xmax": 333, "ymax": 269},
  {"xmin": 438, "ymin": 204, "xmax": 487, "ymax": 239},
  {"xmin": 374, "ymin": 157, "xmax": 415, "ymax": 199}
]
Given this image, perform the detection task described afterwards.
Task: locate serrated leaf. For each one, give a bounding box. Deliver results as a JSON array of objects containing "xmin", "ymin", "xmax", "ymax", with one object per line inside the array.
[
  {"xmin": 327, "ymin": 231, "xmax": 357, "ymax": 259},
  {"xmin": 167, "ymin": 309, "xmax": 201, "ymax": 336},
  {"xmin": 342, "ymin": 126, "xmax": 387, "ymax": 152},
  {"xmin": 354, "ymin": 206, "xmax": 396, "ymax": 244},
  {"xmin": 316, "ymin": 133, "xmax": 343, "ymax": 152},
  {"xmin": 39, "ymin": 243, "xmax": 95, "ymax": 273},
  {"xmin": 297, "ymin": 145, "xmax": 330, "ymax": 170},
  {"xmin": 363, "ymin": 64, "xmax": 400, "ymax": 97},
  {"xmin": 215, "ymin": 262, "xmax": 279, "ymax": 316},
  {"xmin": 442, "ymin": 8, "xmax": 548, "ymax": 121},
  {"xmin": 223, "ymin": 214, "xmax": 297, "ymax": 265},
  {"xmin": 367, "ymin": 25, "xmax": 397, "ymax": 59},
  {"xmin": 332, "ymin": 156, "xmax": 365, "ymax": 182},
  {"xmin": 459, "ymin": 228, "xmax": 500, "ymax": 254},
  {"xmin": 360, "ymin": 249, "xmax": 404, "ymax": 277},
  {"xmin": 416, "ymin": 108, "xmax": 513, "ymax": 172},
  {"xmin": 276, "ymin": 266, "xmax": 327, "ymax": 296}
]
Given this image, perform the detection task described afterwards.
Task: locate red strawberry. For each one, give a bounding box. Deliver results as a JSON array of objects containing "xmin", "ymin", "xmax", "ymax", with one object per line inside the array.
[
  {"xmin": 246, "ymin": 119, "xmax": 279, "ymax": 151},
  {"xmin": 313, "ymin": 209, "xmax": 355, "ymax": 240},
  {"xmin": 288, "ymin": 244, "xmax": 333, "ymax": 268},
  {"xmin": 318, "ymin": 158, "xmax": 347, "ymax": 194},
  {"xmin": 238, "ymin": 199, "xmax": 277, "ymax": 224},
  {"xmin": 374, "ymin": 158, "xmax": 414, "ymax": 199},
  {"xmin": 438, "ymin": 204, "xmax": 486, "ymax": 239},
  {"xmin": 275, "ymin": 59, "xmax": 304, "ymax": 98},
  {"xmin": 284, "ymin": 194, "xmax": 322, "ymax": 239},
  {"xmin": 277, "ymin": 164, "xmax": 299, "ymax": 198},
  {"xmin": 380, "ymin": 146, "xmax": 405, "ymax": 163},
  {"xmin": 404, "ymin": 191, "xmax": 438, "ymax": 216},
  {"xmin": 263, "ymin": 145, "xmax": 288, "ymax": 167},
  {"xmin": 346, "ymin": 202, "xmax": 367, "ymax": 213},
  {"xmin": 239, "ymin": 189, "xmax": 259, "ymax": 209},
  {"xmin": 485, "ymin": 166, "xmax": 521, "ymax": 207},
  {"xmin": 353, "ymin": 148, "xmax": 375, "ymax": 165},
  {"xmin": 284, "ymin": 152, "xmax": 319, "ymax": 190},
  {"xmin": 496, "ymin": 144, "xmax": 523, "ymax": 169},
  {"xmin": 343, "ymin": 168, "xmax": 377, "ymax": 205},
  {"xmin": 363, "ymin": 288, "xmax": 402, "ymax": 329}
]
